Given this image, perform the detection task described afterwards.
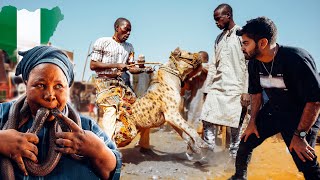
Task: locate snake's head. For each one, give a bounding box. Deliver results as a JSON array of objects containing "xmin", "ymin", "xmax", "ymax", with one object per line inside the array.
[
  {"xmin": 51, "ymin": 108, "xmax": 61, "ymax": 117},
  {"xmin": 49, "ymin": 108, "xmax": 60, "ymax": 121},
  {"xmin": 51, "ymin": 108, "xmax": 70, "ymax": 132}
]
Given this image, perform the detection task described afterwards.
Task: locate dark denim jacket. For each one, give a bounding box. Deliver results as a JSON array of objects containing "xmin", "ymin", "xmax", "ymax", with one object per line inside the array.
[{"xmin": 0, "ymin": 101, "xmax": 122, "ymax": 180}]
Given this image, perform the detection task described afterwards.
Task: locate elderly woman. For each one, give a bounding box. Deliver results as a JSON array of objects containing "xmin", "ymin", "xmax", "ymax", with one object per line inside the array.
[{"xmin": 0, "ymin": 46, "xmax": 121, "ymax": 179}]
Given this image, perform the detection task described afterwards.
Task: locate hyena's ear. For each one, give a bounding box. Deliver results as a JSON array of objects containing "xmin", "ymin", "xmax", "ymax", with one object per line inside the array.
[
  {"xmin": 179, "ymin": 50, "xmax": 202, "ymax": 69},
  {"xmin": 192, "ymin": 52, "xmax": 202, "ymax": 69},
  {"xmin": 172, "ymin": 47, "xmax": 181, "ymax": 57}
]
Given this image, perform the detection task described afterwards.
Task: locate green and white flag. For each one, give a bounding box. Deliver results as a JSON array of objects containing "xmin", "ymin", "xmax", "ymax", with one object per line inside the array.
[{"xmin": 0, "ymin": 6, "xmax": 64, "ymax": 62}]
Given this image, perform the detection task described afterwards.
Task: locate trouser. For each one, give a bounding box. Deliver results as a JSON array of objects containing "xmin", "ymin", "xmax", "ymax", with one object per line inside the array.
[
  {"xmin": 234, "ymin": 105, "xmax": 320, "ymax": 180},
  {"xmin": 121, "ymin": 71, "xmax": 132, "ymax": 89},
  {"xmin": 229, "ymin": 124, "xmax": 244, "ymax": 158},
  {"xmin": 95, "ymin": 77, "xmax": 135, "ymax": 142},
  {"xmin": 100, "ymin": 106, "xmax": 117, "ymax": 138},
  {"xmin": 202, "ymin": 107, "xmax": 247, "ymax": 157}
]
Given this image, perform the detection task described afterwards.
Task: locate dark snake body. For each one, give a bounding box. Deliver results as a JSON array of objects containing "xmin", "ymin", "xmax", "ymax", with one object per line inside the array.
[{"xmin": 0, "ymin": 95, "xmax": 81, "ymax": 179}]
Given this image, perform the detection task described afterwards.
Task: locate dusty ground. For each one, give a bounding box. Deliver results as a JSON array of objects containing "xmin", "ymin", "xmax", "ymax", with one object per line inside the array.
[
  {"xmin": 84, "ymin": 112, "xmax": 319, "ymax": 180},
  {"xmin": 118, "ymin": 124, "xmax": 320, "ymax": 180}
]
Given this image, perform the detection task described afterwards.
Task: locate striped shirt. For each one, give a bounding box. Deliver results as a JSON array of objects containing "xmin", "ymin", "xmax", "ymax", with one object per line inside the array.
[
  {"xmin": 91, "ymin": 37, "xmax": 134, "ymax": 76},
  {"xmin": 0, "ymin": 101, "xmax": 122, "ymax": 180}
]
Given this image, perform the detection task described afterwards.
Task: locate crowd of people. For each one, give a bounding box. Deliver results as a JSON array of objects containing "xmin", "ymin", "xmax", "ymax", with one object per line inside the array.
[{"xmin": 0, "ymin": 3, "xmax": 319, "ymax": 180}]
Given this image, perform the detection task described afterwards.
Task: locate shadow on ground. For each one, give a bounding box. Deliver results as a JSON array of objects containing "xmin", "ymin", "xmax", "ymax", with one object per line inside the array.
[{"xmin": 119, "ymin": 126, "xmax": 236, "ymax": 180}]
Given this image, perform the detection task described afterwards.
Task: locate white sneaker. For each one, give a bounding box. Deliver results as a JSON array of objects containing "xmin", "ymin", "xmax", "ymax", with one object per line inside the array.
[{"xmin": 185, "ymin": 152, "xmax": 194, "ymax": 161}]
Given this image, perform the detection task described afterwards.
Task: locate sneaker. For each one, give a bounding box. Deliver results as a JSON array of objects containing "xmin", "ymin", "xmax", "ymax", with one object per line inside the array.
[
  {"xmin": 196, "ymin": 156, "xmax": 209, "ymax": 165},
  {"xmin": 185, "ymin": 152, "xmax": 194, "ymax": 161},
  {"xmin": 185, "ymin": 151, "xmax": 203, "ymax": 161},
  {"xmin": 227, "ymin": 175, "xmax": 247, "ymax": 180},
  {"xmin": 229, "ymin": 152, "xmax": 237, "ymax": 160}
]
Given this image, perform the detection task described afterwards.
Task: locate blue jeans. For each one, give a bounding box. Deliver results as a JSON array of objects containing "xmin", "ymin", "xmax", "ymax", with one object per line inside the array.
[
  {"xmin": 121, "ymin": 71, "xmax": 132, "ymax": 89},
  {"xmin": 234, "ymin": 103, "xmax": 320, "ymax": 180}
]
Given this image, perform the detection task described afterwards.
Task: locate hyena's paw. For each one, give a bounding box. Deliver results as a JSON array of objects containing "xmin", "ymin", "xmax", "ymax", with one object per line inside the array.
[{"xmin": 195, "ymin": 137, "xmax": 209, "ymax": 150}]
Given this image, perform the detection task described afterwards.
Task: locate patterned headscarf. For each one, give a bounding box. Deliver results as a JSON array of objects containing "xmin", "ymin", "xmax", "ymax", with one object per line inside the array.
[{"xmin": 15, "ymin": 45, "xmax": 74, "ymax": 87}]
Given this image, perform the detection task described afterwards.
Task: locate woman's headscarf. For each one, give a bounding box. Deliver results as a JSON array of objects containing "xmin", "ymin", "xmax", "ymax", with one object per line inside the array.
[{"xmin": 15, "ymin": 45, "xmax": 74, "ymax": 87}]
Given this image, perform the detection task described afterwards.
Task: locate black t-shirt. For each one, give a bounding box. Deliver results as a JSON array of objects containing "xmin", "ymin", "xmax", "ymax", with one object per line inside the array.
[{"xmin": 248, "ymin": 45, "xmax": 320, "ymax": 112}]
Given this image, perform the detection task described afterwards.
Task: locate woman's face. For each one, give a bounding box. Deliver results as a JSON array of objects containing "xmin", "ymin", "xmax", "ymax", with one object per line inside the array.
[{"xmin": 26, "ymin": 63, "xmax": 69, "ymax": 118}]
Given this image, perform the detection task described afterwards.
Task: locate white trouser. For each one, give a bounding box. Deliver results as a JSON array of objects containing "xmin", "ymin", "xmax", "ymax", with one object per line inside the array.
[
  {"xmin": 229, "ymin": 126, "xmax": 242, "ymax": 158},
  {"xmin": 202, "ymin": 121, "xmax": 216, "ymax": 151},
  {"xmin": 100, "ymin": 106, "xmax": 117, "ymax": 138},
  {"xmin": 202, "ymin": 120, "xmax": 243, "ymax": 158}
]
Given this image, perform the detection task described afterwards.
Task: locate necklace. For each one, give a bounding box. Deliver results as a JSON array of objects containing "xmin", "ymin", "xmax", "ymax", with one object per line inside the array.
[
  {"xmin": 261, "ymin": 59, "xmax": 274, "ymax": 79},
  {"xmin": 261, "ymin": 46, "xmax": 278, "ymax": 79}
]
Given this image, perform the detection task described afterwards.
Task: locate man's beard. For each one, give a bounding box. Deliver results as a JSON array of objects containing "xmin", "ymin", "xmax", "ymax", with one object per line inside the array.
[{"xmin": 244, "ymin": 45, "xmax": 260, "ymax": 60}]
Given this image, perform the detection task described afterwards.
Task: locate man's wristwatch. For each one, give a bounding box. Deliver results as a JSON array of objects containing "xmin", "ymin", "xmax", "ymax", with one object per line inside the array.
[{"xmin": 294, "ymin": 130, "xmax": 308, "ymax": 139}]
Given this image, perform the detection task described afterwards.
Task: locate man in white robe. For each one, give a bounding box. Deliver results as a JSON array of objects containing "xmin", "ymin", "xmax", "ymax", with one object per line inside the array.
[
  {"xmin": 200, "ymin": 4, "xmax": 250, "ymax": 158},
  {"xmin": 181, "ymin": 51, "xmax": 209, "ymax": 132}
]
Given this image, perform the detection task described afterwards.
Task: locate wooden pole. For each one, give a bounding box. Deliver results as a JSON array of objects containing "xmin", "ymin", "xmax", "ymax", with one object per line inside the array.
[
  {"xmin": 221, "ymin": 126, "xmax": 227, "ymax": 149},
  {"xmin": 127, "ymin": 62, "xmax": 162, "ymax": 67},
  {"xmin": 81, "ymin": 42, "xmax": 92, "ymax": 82}
]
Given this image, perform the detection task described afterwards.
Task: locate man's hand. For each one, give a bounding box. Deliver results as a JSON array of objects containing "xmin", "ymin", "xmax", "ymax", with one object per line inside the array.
[
  {"xmin": 129, "ymin": 66, "xmax": 154, "ymax": 74},
  {"xmin": 117, "ymin": 63, "xmax": 128, "ymax": 71},
  {"xmin": 145, "ymin": 66, "xmax": 154, "ymax": 73},
  {"xmin": 128, "ymin": 67, "xmax": 143, "ymax": 74},
  {"xmin": 241, "ymin": 93, "xmax": 250, "ymax": 107},
  {"xmin": 203, "ymin": 93, "xmax": 207, "ymax": 101},
  {"xmin": 0, "ymin": 129, "xmax": 39, "ymax": 176},
  {"xmin": 241, "ymin": 120, "xmax": 260, "ymax": 142},
  {"xmin": 289, "ymin": 135, "xmax": 315, "ymax": 162}
]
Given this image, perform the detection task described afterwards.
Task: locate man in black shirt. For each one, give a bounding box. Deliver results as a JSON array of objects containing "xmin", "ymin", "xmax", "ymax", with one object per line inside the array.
[{"xmin": 229, "ymin": 16, "xmax": 320, "ymax": 180}]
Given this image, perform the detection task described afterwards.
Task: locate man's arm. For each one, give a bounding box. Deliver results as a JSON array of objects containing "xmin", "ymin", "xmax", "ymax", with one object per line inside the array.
[
  {"xmin": 240, "ymin": 60, "xmax": 250, "ymax": 107},
  {"xmin": 90, "ymin": 60, "xmax": 127, "ymax": 71},
  {"xmin": 249, "ymin": 93, "xmax": 262, "ymax": 123},
  {"xmin": 285, "ymin": 49, "xmax": 320, "ymax": 161},
  {"xmin": 241, "ymin": 93, "xmax": 262, "ymax": 142},
  {"xmin": 202, "ymin": 57, "xmax": 217, "ymax": 94},
  {"xmin": 127, "ymin": 66, "xmax": 149, "ymax": 74},
  {"xmin": 297, "ymin": 102, "xmax": 320, "ymax": 132}
]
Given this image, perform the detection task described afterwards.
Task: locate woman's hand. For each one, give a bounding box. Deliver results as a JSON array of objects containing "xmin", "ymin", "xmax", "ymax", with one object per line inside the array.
[
  {"xmin": 0, "ymin": 129, "xmax": 39, "ymax": 175},
  {"xmin": 54, "ymin": 113, "xmax": 117, "ymax": 179},
  {"xmin": 54, "ymin": 113, "xmax": 106, "ymax": 158}
]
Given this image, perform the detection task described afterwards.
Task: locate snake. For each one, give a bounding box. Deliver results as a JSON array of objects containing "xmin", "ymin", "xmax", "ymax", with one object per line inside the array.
[{"xmin": 0, "ymin": 95, "xmax": 82, "ymax": 179}]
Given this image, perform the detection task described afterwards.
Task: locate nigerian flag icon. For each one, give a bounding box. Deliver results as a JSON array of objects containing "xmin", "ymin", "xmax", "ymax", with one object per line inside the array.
[{"xmin": 0, "ymin": 6, "xmax": 64, "ymax": 62}]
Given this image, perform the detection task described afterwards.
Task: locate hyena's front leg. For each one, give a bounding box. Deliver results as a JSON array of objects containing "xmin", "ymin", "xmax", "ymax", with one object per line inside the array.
[{"xmin": 164, "ymin": 111, "xmax": 209, "ymax": 154}]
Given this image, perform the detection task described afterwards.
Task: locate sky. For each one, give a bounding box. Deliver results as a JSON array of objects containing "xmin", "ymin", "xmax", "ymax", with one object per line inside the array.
[{"xmin": 1, "ymin": 0, "xmax": 319, "ymax": 82}]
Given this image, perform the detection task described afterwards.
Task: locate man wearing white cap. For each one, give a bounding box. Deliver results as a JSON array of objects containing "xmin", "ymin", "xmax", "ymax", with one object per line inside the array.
[{"xmin": 132, "ymin": 54, "xmax": 153, "ymax": 97}]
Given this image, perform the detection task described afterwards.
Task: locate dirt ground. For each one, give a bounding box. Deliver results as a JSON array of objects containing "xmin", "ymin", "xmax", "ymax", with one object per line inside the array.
[{"xmin": 118, "ymin": 124, "xmax": 320, "ymax": 180}]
